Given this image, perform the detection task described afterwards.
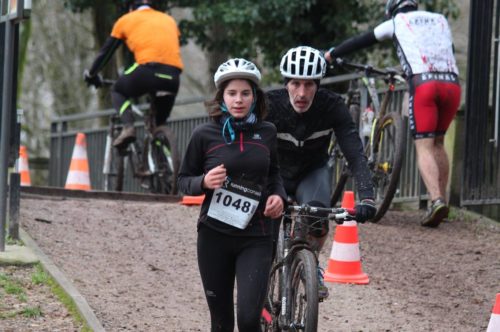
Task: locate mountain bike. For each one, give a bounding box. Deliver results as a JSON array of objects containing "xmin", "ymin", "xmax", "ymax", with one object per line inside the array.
[
  {"xmin": 261, "ymin": 204, "xmax": 355, "ymax": 332},
  {"xmin": 100, "ymin": 79, "xmax": 180, "ymax": 194},
  {"xmin": 328, "ymin": 58, "xmax": 406, "ymax": 222}
]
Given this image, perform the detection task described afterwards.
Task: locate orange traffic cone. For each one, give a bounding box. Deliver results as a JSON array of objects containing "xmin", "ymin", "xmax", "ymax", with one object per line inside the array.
[
  {"xmin": 487, "ymin": 293, "xmax": 500, "ymax": 332},
  {"xmin": 17, "ymin": 145, "xmax": 31, "ymax": 186},
  {"xmin": 180, "ymin": 195, "xmax": 205, "ymax": 205},
  {"xmin": 341, "ymin": 190, "xmax": 355, "ymax": 209},
  {"xmin": 65, "ymin": 133, "xmax": 91, "ymax": 190},
  {"xmin": 324, "ymin": 191, "xmax": 369, "ymax": 284}
]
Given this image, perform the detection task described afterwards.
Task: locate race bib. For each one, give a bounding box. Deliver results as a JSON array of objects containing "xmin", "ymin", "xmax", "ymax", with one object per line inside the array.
[{"xmin": 207, "ymin": 178, "xmax": 262, "ymax": 229}]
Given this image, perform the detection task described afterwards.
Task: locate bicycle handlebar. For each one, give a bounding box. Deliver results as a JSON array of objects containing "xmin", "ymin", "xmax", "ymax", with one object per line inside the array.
[
  {"xmin": 101, "ymin": 78, "xmax": 116, "ymax": 86},
  {"xmin": 333, "ymin": 57, "xmax": 406, "ymax": 83},
  {"xmin": 285, "ymin": 204, "xmax": 356, "ymax": 223}
]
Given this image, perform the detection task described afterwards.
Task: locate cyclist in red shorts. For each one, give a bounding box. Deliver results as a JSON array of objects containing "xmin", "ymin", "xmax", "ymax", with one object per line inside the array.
[{"xmin": 325, "ymin": 0, "xmax": 461, "ymax": 227}]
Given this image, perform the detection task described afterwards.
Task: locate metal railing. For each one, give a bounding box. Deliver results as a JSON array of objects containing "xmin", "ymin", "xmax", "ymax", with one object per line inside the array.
[{"xmin": 50, "ymin": 74, "xmax": 420, "ymax": 204}]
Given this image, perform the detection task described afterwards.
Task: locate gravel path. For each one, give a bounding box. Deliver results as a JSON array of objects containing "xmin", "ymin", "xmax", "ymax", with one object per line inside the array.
[{"xmin": 18, "ymin": 195, "xmax": 500, "ymax": 331}]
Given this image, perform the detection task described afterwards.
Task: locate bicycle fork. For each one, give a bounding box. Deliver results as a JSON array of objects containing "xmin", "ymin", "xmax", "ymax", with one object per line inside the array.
[{"xmin": 279, "ymin": 227, "xmax": 292, "ymax": 330}]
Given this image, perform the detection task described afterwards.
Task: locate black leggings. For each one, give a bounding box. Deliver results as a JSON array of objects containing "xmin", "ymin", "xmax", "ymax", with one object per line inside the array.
[
  {"xmin": 112, "ymin": 63, "xmax": 181, "ymax": 126},
  {"xmin": 197, "ymin": 224, "xmax": 273, "ymax": 332}
]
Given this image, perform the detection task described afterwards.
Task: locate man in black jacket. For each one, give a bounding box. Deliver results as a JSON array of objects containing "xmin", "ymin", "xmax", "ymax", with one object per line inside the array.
[{"xmin": 265, "ymin": 46, "xmax": 376, "ymax": 301}]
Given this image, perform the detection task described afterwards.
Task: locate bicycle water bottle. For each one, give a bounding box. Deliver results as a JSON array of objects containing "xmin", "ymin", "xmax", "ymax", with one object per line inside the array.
[{"xmin": 361, "ymin": 106, "xmax": 374, "ymax": 138}]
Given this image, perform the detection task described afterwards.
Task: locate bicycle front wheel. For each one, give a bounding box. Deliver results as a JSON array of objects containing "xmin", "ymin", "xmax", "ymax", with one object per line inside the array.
[
  {"xmin": 289, "ymin": 250, "xmax": 318, "ymax": 332},
  {"xmin": 370, "ymin": 112, "xmax": 405, "ymax": 222},
  {"xmin": 149, "ymin": 125, "xmax": 180, "ymax": 195},
  {"xmin": 103, "ymin": 134, "xmax": 125, "ymax": 192},
  {"xmin": 262, "ymin": 262, "xmax": 281, "ymax": 332},
  {"xmin": 262, "ymin": 224, "xmax": 285, "ymax": 332}
]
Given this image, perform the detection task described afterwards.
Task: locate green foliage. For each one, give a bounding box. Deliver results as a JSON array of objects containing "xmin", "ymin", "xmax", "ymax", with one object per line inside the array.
[
  {"xmin": 177, "ymin": 0, "xmax": 459, "ymax": 69},
  {"xmin": 177, "ymin": 0, "xmax": 382, "ymax": 67},
  {"xmin": 63, "ymin": 0, "xmax": 459, "ymax": 74},
  {"xmin": 63, "ymin": 0, "xmax": 171, "ymax": 13},
  {"xmin": 420, "ymin": 0, "xmax": 460, "ymax": 19}
]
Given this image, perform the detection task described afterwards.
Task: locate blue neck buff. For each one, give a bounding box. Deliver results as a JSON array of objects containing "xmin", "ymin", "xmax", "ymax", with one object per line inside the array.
[{"xmin": 220, "ymin": 92, "xmax": 257, "ymax": 144}]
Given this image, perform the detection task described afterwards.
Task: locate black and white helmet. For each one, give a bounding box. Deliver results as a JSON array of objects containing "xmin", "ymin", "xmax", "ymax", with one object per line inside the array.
[
  {"xmin": 385, "ymin": 0, "xmax": 418, "ymax": 18},
  {"xmin": 280, "ymin": 46, "xmax": 326, "ymax": 80},
  {"xmin": 214, "ymin": 58, "xmax": 261, "ymax": 88}
]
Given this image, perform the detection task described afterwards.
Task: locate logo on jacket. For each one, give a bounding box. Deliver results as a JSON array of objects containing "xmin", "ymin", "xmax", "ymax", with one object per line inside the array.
[{"xmin": 252, "ymin": 133, "xmax": 262, "ymax": 140}]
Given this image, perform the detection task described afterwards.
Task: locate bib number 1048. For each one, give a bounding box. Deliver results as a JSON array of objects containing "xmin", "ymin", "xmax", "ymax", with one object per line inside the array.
[
  {"xmin": 207, "ymin": 179, "xmax": 261, "ymax": 230},
  {"xmin": 214, "ymin": 192, "xmax": 252, "ymax": 213}
]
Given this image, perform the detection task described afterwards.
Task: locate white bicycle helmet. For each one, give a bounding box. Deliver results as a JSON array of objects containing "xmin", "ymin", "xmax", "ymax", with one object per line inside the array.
[
  {"xmin": 279, "ymin": 46, "xmax": 326, "ymax": 80},
  {"xmin": 385, "ymin": 0, "xmax": 418, "ymax": 18},
  {"xmin": 213, "ymin": 58, "xmax": 261, "ymax": 88}
]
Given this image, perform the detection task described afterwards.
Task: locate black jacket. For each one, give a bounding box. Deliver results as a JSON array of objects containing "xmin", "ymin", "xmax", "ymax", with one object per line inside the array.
[
  {"xmin": 178, "ymin": 120, "xmax": 286, "ymax": 237},
  {"xmin": 266, "ymin": 88, "xmax": 374, "ymax": 200}
]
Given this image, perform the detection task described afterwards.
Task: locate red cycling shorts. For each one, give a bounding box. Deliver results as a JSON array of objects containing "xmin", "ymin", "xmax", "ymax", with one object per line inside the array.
[{"xmin": 408, "ymin": 72, "xmax": 461, "ymax": 139}]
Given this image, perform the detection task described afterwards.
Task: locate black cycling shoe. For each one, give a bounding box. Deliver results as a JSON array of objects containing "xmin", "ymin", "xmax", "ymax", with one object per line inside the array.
[{"xmin": 318, "ymin": 267, "xmax": 329, "ymax": 301}]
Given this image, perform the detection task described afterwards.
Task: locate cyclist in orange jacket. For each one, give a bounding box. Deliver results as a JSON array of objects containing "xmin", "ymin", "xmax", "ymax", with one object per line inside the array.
[{"xmin": 84, "ymin": 0, "xmax": 183, "ymax": 149}]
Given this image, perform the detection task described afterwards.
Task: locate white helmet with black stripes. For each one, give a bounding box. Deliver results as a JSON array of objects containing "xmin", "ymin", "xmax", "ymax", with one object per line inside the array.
[{"xmin": 280, "ymin": 46, "xmax": 327, "ymax": 80}]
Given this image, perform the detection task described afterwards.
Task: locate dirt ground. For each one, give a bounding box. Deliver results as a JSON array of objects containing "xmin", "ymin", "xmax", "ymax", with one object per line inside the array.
[
  {"xmin": 14, "ymin": 194, "xmax": 500, "ymax": 331},
  {"xmin": 0, "ymin": 264, "xmax": 81, "ymax": 332}
]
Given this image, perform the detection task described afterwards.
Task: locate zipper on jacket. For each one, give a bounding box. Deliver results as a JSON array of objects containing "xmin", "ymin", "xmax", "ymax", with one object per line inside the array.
[{"xmin": 240, "ymin": 132, "xmax": 244, "ymax": 152}]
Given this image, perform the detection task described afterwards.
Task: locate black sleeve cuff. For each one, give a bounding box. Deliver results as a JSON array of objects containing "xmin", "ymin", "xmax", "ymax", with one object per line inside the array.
[{"xmin": 330, "ymin": 31, "xmax": 378, "ymax": 58}]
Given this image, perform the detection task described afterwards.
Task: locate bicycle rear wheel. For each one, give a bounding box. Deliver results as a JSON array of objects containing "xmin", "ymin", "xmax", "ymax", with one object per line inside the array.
[
  {"xmin": 370, "ymin": 112, "xmax": 405, "ymax": 222},
  {"xmin": 289, "ymin": 250, "xmax": 318, "ymax": 332},
  {"xmin": 149, "ymin": 125, "xmax": 180, "ymax": 194}
]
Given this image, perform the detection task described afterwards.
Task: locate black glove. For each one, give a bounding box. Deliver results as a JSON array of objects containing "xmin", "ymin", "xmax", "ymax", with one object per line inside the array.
[
  {"xmin": 355, "ymin": 198, "xmax": 376, "ymax": 223},
  {"xmin": 83, "ymin": 70, "xmax": 102, "ymax": 88}
]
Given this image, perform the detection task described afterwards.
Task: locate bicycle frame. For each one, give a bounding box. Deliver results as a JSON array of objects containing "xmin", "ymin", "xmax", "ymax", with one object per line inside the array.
[
  {"xmin": 364, "ymin": 71, "xmax": 400, "ymax": 166},
  {"xmin": 328, "ymin": 58, "xmax": 406, "ymax": 221},
  {"xmin": 100, "ymin": 79, "xmax": 180, "ymax": 194},
  {"xmin": 264, "ymin": 205, "xmax": 354, "ymax": 331},
  {"xmin": 277, "ymin": 214, "xmax": 315, "ymax": 330}
]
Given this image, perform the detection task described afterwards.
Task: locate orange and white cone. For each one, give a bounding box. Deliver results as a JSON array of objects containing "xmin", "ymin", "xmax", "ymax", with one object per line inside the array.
[
  {"xmin": 180, "ymin": 195, "xmax": 205, "ymax": 206},
  {"xmin": 324, "ymin": 191, "xmax": 369, "ymax": 284},
  {"xmin": 487, "ymin": 293, "xmax": 500, "ymax": 332},
  {"xmin": 17, "ymin": 145, "xmax": 31, "ymax": 186},
  {"xmin": 65, "ymin": 133, "xmax": 91, "ymax": 190},
  {"xmin": 341, "ymin": 190, "xmax": 355, "ymax": 210}
]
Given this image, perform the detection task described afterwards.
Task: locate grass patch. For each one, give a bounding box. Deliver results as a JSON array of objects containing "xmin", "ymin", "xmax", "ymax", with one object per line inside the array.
[
  {"xmin": 0, "ymin": 272, "xmax": 26, "ymax": 301},
  {"xmin": 447, "ymin": 207, "xmax": 459, "ymax": 221},
  {"xmin": 1, "ymin": 264, "xmax": 91, "ymax": 330},
  {"xmin": 22, "ymin": 306, "xmax": 43, "ymax": 318},
  {"xmin": 6, "ymin": 237, "xmax": 23, "ymax": 246},
  {"xmin": 31, "ymin": 265, "xmax": 48, "ymax": 285},
  {"xmin": 38, "ymin": 265, "xmax": 92, "ymax": 332},
  {"xmin": 0, "ymin": 310, "xmax": 19, "ymax": 319}
]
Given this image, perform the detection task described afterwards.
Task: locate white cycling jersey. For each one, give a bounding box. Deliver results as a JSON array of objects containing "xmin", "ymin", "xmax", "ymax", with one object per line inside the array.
[{"xmin": 374, "ymin": 10, "xmax": 458, "ymax": 77}]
